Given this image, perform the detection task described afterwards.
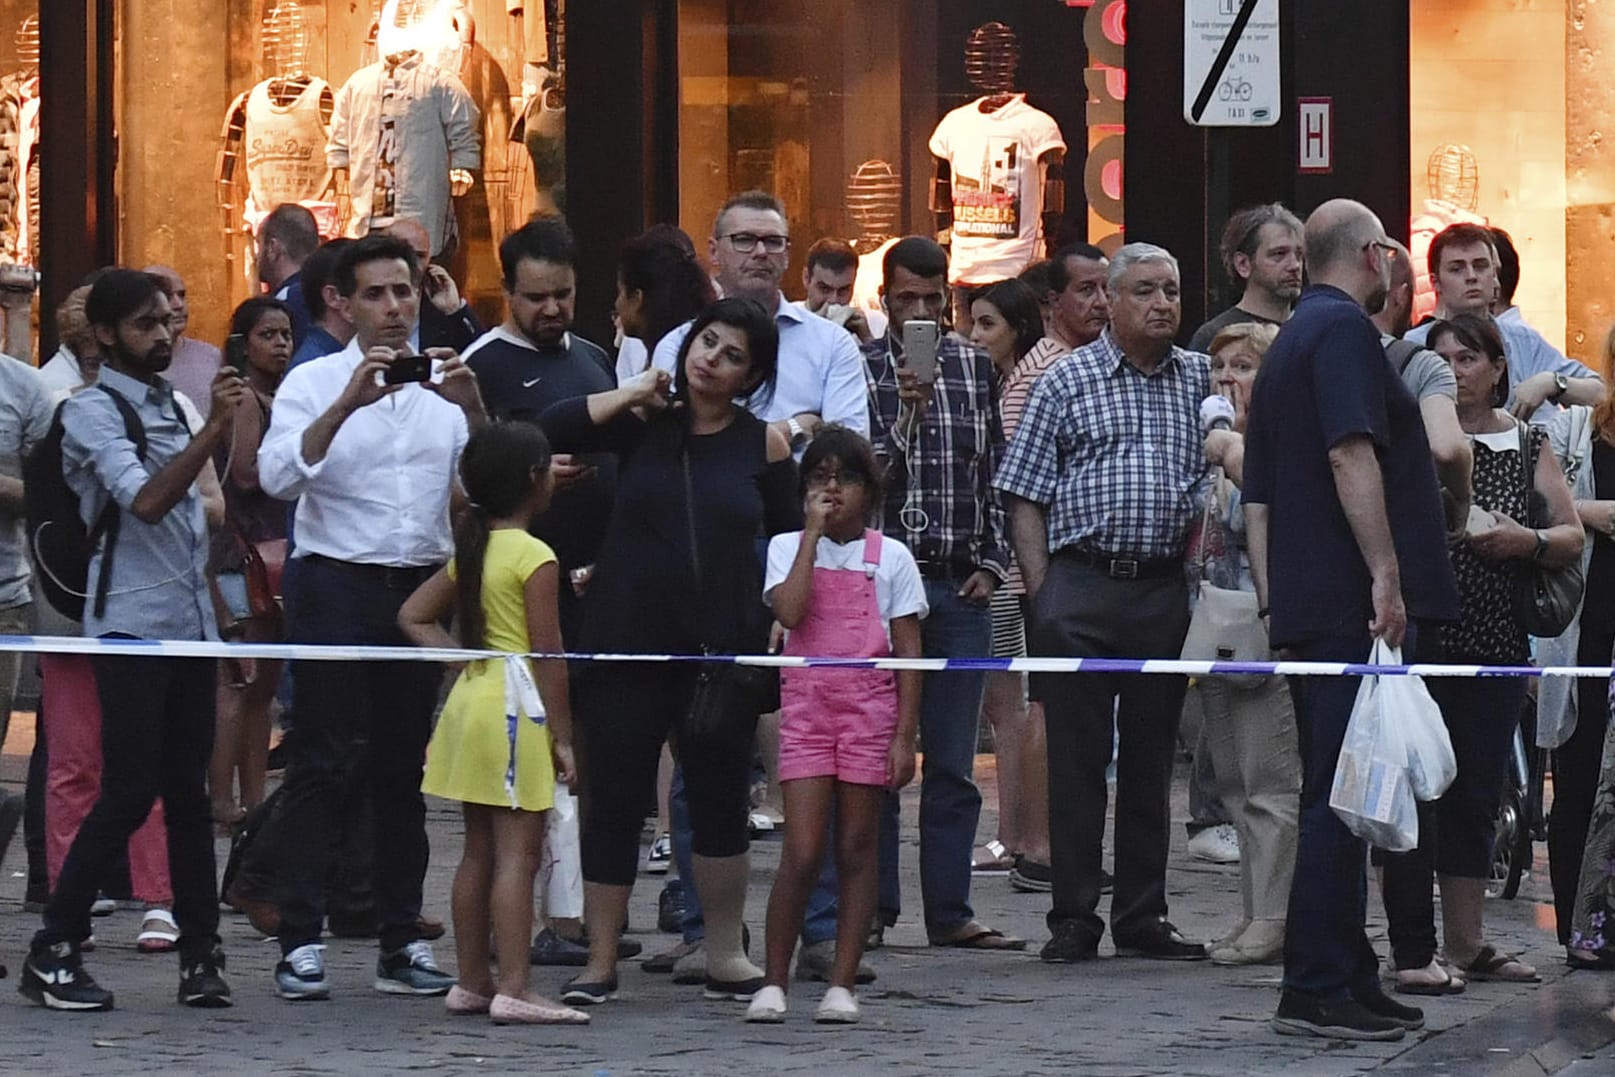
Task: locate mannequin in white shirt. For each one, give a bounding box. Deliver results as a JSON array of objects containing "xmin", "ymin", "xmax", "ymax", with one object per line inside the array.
[{"xmin": 931, "ymin": 22, "xmax": 1065, "ymax": 333}]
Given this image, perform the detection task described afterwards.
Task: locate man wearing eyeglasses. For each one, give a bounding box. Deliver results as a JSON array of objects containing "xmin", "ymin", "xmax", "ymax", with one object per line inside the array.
[
  {"xmin": 651, "ymin": 190, "xmax": 870, "ymax": 449},
  {"xmin": 1242, "ymin": 200, "xmax": 1458, "ymax": 1041}
]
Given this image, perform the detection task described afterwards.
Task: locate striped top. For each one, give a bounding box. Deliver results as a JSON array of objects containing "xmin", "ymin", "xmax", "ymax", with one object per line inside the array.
[{"xmin": 998, "ymin": 336, "xmax": 1072, "ymax": 594}]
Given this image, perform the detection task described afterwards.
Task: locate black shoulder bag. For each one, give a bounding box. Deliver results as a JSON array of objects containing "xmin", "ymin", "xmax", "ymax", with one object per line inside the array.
[
  {"xmin": 681, "ymin": 442, "xmax": 780, "ymax": 737},
  {"xmin": 1511, "ymin": 421, "xmax": 1583, "ymax": 638}
]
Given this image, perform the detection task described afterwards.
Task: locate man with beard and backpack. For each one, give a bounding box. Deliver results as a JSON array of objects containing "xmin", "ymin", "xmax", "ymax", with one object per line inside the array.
[{"xmin": 19, "ymin": 269, "xmax": 245, "ymax": 1011}]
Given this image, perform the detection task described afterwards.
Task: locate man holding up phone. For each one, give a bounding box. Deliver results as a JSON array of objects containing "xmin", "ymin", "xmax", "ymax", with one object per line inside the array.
[
  {"xmin": 861, "ymin": 236, "xmax": 1016, "ymax": 950},
  {"xmin": 257, "ymin": 233, "xmax": 486, "ymax": 1002}
]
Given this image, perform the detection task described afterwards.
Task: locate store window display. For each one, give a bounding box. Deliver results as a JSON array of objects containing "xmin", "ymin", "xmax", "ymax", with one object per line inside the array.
[
  {"xmin": 929, "ymin": 21, "xmax": 1065, "ymax": 330},
  {"xmin": 0, "ymin": 13, "xmax": 37, "ymax": 269},
  {"xmin": 506, "ymin": 0, "xmax": 565, "ymax": 214},
  {"xmin": 218, "ymin": 0, "xmax": 340, "ymax": 254},
  {"xmin": 329, "ymin": 4, "xmax": 484, "ymax": 260}
]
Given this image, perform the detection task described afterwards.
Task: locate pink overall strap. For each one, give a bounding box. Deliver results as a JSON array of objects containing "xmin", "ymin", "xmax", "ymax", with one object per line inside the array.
[{"xmin": 862, "ymin": 529, "xmax": 883, "ymax": 578}]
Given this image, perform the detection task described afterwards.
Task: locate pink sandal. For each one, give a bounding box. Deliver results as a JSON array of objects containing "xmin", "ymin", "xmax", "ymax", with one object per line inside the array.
[
  {"xmin": 489, "ymin": 993, "xmax": 590, "ymax": 1025},
  {"xmin": 445, "ymin": 984, "xmax": 492, "ymax": 1015}
]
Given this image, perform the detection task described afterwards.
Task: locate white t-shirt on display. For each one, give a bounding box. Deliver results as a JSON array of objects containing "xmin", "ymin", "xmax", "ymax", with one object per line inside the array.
[
  {"xmin": 929, "ymin": 94, "xmax": 1066, "ymax": 285},
  {"xmin": 764, "ymin": 530, "xmax": 929, "ymax": 642}
]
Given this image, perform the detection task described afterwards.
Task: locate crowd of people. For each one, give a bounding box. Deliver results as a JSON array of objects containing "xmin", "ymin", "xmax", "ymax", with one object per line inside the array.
[{"xmin": 4, "ymin": 189, "xmax": 1615, "ymax": 1043}]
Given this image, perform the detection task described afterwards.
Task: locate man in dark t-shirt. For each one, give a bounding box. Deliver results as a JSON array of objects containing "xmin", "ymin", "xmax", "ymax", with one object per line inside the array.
[
  {"xmin": 464, "ymin": 218, "xmax": 617, "ymax": 643},
  {"xmin": 1187, "ymin": 203, "xmax": 1304, "ymax": 352},
  {"xmin": 1243, "ymin": 200, "xmax": 1459, "ymax": 1043}
]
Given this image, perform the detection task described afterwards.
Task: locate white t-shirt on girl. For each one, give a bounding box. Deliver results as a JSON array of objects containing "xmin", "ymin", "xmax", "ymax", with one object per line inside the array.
[{"xmin": 764, "ymin": 531, "xmax": 929, "ymax": 642}]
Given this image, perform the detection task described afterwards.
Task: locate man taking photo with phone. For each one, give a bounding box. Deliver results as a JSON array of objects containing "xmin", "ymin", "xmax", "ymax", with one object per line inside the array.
[
  {"xmin": 257, "ymin": 233, "xmax": 487, "ymax": 1003},
  {"xmin": 861, "ymin": 235, "xmax": 1016, "ymax": 951}
]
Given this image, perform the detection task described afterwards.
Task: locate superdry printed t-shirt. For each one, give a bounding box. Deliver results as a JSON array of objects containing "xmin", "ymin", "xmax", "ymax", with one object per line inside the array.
[{"xmin": 929, "ymin": 94, "xmax": 1066, "ymax": 285}]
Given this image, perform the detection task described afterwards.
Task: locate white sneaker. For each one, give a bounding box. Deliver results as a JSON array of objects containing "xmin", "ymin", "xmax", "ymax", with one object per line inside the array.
[
  {"xmin": 814, "ymin": 985, "xmax": 860, "ymax": 1024},
  {"xmin": 1187, "ymin": 823, "xmax": 1241, "ymax": 864},
  {"xmin": 745, "ymin": 984, "xmax": 787, "ymax": 1022}
]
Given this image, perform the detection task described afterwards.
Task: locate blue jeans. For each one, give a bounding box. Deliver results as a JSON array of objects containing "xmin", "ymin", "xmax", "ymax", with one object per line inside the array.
[
  {"xmin": 1283, "ymin": 626, "xmax": 1412, "ymax": 1000},
  {"xmin": 877, "ymin": 579, "xmax": 991, "ymax": 937}
]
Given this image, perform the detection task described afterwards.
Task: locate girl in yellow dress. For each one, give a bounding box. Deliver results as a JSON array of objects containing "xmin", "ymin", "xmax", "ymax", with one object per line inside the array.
[{"xmin": 399, "ymin": 421, "xmax": 585, "ymax": 1025}]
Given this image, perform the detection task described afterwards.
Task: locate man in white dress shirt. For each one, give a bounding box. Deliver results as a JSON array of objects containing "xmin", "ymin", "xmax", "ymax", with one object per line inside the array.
[
  {"xmin": 257, "ymin": 233, "xmax": 486, "ymax": 1002},
  {"xmin": 651, "ymin": 190, "xmax": 870, "ymax": 451}
]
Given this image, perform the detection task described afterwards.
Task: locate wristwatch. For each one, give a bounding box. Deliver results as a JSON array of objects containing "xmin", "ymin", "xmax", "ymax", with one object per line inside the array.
[
  {"xmin": 786, "ymin": 417, "xmax": 808, "ymax": 448},
  {"xmin": 1532, "ymin": 529, "xmax": 1549, "ymax": 562},
  {"xmin": 1552, "ymin": 372, "xmax": 1570, "ymax": 400}
]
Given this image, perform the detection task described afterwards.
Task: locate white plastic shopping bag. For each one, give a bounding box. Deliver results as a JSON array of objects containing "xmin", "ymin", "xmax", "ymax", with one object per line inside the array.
[
  {"xmin": 1378, "ymin": 642, "xmax": 1457, "ymax": 802},
  {"xmin": 540, "ymin": 786, "xmax": 584, "ymax": 919},
  {"xmin": 1329, "ymin": 640, "xmax": 1420, "ymax": 852}
]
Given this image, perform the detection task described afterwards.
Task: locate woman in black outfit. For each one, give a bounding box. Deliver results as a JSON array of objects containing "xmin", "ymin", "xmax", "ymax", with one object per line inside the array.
[{"xmin": 541, "ymin": 298, "xmax": 800, "ymax": 1005}]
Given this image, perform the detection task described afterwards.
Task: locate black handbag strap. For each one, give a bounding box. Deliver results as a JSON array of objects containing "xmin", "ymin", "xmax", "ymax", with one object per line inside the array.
[
  {"xmin": 1515, "ymin": 419, "xmax": 1539, "ymax": 527},
  {"xmin": 680, "ymin": 444, "xmax": 713, "ymax": 657}
]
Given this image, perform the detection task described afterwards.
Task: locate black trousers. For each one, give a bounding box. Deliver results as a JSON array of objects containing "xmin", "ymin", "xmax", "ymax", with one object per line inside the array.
[
  {"xmin": 266, "ymin": 556, "xmax": 441, "ymax": 955},
  {"xmin": 1378, "ymin": 672, "xmax": 1526, "ymax": 968},
  {"xmin": 578, "ymin": 663, "xmax": 754, "ymax": 887},
  {"xmin": 36, "ymin": 652, "xmax": 219, "ymax": 961},
  {"xmin": 1029, "ymin": 557, "xmax": 1190, "ymax": 943},
  {"xmin": 1550, "ymin": 623, "xmax": 1615, "ymax": 944}
]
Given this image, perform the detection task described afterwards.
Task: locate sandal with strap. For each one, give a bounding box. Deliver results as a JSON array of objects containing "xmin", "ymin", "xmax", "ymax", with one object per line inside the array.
[
  {"xmin": 971, "ymin": 840, "xmax": 1014, "ymax": 875},
  {"xmin": 930, "ymin": 921, "xmax": 1028, "ymax": 951},
  {"xmin": 137, "ymin": 909, "xmax": 179, "ymax": 954},
  {"xmin": 1457, "ymin": 945, "xmax": 1540, "ymax": 983}
]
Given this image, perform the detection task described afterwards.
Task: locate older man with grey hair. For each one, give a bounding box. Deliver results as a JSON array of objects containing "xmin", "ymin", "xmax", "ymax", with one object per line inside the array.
[{"xmin": 996, "ymin": 242, "xmax": 1211, "ymax": 964}]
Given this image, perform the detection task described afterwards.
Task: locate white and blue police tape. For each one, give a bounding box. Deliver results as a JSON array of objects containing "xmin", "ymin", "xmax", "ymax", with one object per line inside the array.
[{"xmin": 0, "ymin": 634, "xmax": 1610, "ymax": 679}]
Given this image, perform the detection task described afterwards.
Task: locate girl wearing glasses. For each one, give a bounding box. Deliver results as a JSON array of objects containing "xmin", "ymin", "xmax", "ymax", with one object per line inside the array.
[{"xmin": 747, "ymin": 425, "xmax": 925, "ymax": 1025}]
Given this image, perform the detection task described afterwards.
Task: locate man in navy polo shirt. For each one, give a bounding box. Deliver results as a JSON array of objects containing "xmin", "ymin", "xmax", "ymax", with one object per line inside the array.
[{"xmin": 1242, "ymin": 199, "xmax": 1459, "ymax": 1042}]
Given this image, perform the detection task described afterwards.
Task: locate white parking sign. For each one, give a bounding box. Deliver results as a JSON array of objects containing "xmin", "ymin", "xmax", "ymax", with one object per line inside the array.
[{"xmin": 1183, "ymin": 0, "xmax": 1281, "ymax": 127}]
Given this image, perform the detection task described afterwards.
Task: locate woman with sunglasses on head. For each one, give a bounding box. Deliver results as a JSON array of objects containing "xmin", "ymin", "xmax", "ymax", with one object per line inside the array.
[{"xmin": 540, "ymin": 297, "xmax": 801, "ymax": 1007}]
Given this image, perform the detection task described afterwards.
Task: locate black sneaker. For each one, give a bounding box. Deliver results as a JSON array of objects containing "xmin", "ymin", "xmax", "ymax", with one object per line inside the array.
[
  {"xmin": 1272, "ymin": 991, "xmax": 1406, "ymax": 1041},
  {"xmin": 529, "ymin": 927, "xmax": 589, "ymax": 967},
  {"xmin": 658, "ymin": 884, "xmax": 685, "ymax": 934},
  {"xmin": 18, "ymin": 941, "xmax": 114, "ymax": 1011},
  {"xmin": 1040, "ymin": 921, "xmax": 1098, "ymax": 964},
  {"xmin": 178, "ymin": 947, "xmax": 233, "ymax": 1008},
  {"xmin": 561, "ymin": 973, "xmax": 618, "ymax": 1005},
  {"xmin": 375, "ymin": 940, "xmax": 455, "ymax": 996},
  {"xmin": 1353, "ymin": 986, "xmax": 1424, "ymax": 1030},
  {"xmin": 1008, "ymin": 856, "xmax": 1053, "ymax": 893}
]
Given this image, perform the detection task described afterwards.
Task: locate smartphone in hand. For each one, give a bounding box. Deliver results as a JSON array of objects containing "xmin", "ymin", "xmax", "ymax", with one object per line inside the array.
[
  {"xmin": 901, "ymin": 319, "xmax": 940, "ymax": 384},
  {"xmin": 382, "ymin": 353, "xmax": 433, "ymax": 385},
  {"xmin": 225, "ymin": 333, "xmax": 249, "ymax": 373}
]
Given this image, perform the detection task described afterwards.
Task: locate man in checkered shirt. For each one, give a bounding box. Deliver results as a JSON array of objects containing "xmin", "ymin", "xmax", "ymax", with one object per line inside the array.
[{"xmin": 996, "ymin": 242, "xmax": 1212, "ymax": 965}]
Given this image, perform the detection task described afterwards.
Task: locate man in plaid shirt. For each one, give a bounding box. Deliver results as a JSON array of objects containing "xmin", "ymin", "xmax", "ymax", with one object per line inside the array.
[
  {"xmin": 862, "ymin": 237, "xmax": 1021, "ymax": 950},
  {"xmin": 996, "ymin": 242, "xmax": 1211, "ymax": 964}
]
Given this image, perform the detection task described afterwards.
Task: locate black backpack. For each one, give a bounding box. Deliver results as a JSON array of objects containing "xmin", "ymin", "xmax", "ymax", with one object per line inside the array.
[{"xmin": 23, "ymin": 386, "xmax": 147, "ymax": 621}]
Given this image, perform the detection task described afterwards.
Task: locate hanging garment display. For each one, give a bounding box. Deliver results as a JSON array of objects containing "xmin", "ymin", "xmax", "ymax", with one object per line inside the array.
[
  {"xmin": 929, "ymin": 94, "xmax": 1065, "ymax": 285},
  {"xmin": 328, "ymin": 52, "xmax": 482, "ymax": 258},
  {"xmin": 241, "ymin": 77, "xmax": 340, "ymax": 235}
]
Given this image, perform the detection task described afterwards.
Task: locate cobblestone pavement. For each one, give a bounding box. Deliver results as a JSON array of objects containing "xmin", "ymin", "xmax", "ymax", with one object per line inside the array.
[{"xmin": 4, "ymin": 715, "xmax": 1615, "ymax": 1076}]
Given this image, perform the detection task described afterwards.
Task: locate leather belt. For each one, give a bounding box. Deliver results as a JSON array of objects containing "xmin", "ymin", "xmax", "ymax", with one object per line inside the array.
[
  {"xmin": 1059, "ymin": 547, "xmax": 1181, "ymax": 581},
  {"xmin": 913, "ymin": 558, "xmax": 977, "ymax": 582},
  {"xmin": 303, "ymin": 553, "xmax": 440, "ymax": 591}
]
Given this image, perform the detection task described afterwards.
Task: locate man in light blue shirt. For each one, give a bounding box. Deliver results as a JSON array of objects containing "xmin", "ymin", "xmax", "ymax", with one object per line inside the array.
[
  {"xmin": 1405, "ymin": 222, "xmax": 1600, "ymax": 423},
  {"xmin": 651, "ymin": 190, "xmax": 870, "ymax": 453},
  {"xmin": 24, "ymin": 269, "xmax": 243, "ymax": 1013}
]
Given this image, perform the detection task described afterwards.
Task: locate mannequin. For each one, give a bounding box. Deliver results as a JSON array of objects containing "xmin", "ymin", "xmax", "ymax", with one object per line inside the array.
[
  {"xmin": 217, "ymin": 0, "xmax": 339, "ymax": 263},
  {"xmin": 329, "ymin": 0, "xmax": 483, "ymax": 260},
  {"xmin": 929, "ymin": 22, "xmax": 1066, "ymax": 330},
  {"xmin": 846, "ymin": 159, "xmax": 902, "ymax": 318},
  {"xmin": 0, "ymin": 16, "xmax": 40, "ymax": 268},
  {"xmin": 507, "ymin": 0, "xmax": 566, "ymax": 215},
  {"xmin": 376, "ymin": 0, "xmax": 477, "ymax": 79}
]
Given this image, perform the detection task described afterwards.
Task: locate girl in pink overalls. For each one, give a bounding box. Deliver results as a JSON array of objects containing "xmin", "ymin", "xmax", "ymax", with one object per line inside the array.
[{"xmin": 747, "ymin": 426, "xmax": 926, "ymax": 1025}]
